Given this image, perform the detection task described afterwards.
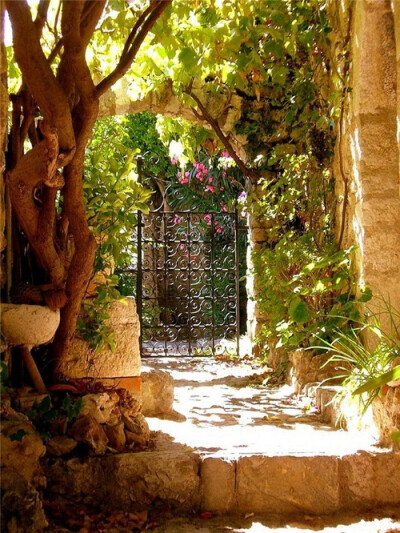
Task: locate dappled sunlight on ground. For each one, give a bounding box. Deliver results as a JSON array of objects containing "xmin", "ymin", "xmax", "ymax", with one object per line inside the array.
[
  {"xmin": 153, "ymin": 513, "xmax": 400, "ymax": 532},
  {"xmin": 143, "ymin": 357, "xmax": 382, "ymax": 457}
]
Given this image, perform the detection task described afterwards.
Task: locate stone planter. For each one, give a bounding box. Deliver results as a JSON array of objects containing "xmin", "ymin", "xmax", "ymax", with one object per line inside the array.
[{"xmin": 57, "ymin": 297, "xmax": 141, "ymax": 397}]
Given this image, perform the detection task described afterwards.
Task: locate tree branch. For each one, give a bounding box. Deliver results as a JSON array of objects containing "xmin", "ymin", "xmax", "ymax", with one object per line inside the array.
[
  {"xmin": 96, "ymin": 0, "xmax": 172, "ymax": 97},
  {"xmin": 6, "ymin": 0, "xmax": 75, "ymax": 156},
  {"xmin": 80, "ymin": 0, "xmax": 106, "ymax": 47},
  {"xmin": 34, "ymin": 0, "xmax": 50, "ymax": 35},
  {"xmin": 186, "ymin": 89, "xmax": 259, "ymax": 184}
]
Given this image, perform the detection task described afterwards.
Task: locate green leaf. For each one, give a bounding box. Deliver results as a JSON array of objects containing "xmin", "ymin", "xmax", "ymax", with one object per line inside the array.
[
  {"xmin": 289, "ymin": 297, "xmax": 312, "ymax": 324},
  {"xmin": 392, "ymin": 431, "xmax": 400, "ymax": 442},
  {"xmin": 358, "ymin": 287, "xmax": 373, "ymax": 303},
  {"xmin": 62, "ymin": 393, "xmax": 72, "ymax": 411},
  {"xmin": 178, "ymin": 46, "xmax": 198, "ymax": 68},
  {"xmin": 37, "ymin": 395, "xmax": 52, "ymax": 413},
  {"xmin": 353, "ymin": 366, "xmax": 400, "ymax": 395},
  {"xmin": 10, "ymin": 429, "xmax": 28, "ymax": 442}
]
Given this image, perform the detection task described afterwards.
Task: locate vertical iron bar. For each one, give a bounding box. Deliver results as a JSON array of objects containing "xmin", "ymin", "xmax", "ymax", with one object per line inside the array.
[
  {"xmin": 163, "ymin": 212, "xmax": 168, "ymax": 356},
  {"xmin": 211, "ymin": 213, "xmax": 215, "ymax": 357},
  {"xmin": 136, "ymin": 158, "xmax": 144, "ymax": 358},
  {"xmin": 234, "ymin": 208, "xmax": 241, "ymax": 358},
  {"xmin": 187, "ymin": 213, "xmax": 192, "ymax": 356}
]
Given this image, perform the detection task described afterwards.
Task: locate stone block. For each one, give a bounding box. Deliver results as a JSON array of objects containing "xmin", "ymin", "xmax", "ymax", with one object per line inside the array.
[
  {"xmin": 236, "ymin": 455, "xmax": 340, "ymax": 515},
  {"xmin": 201, "ymin": 457, "xmax": 236, "ymax": 514},
  {"xmin": 339, "ymin": 451, "xmax": 400, "ymax": 509},
  {"xmin": 142, "ymin": 370, "xmax": 174, "ymax": 417},
  {"xmin": 58, "ymin": 297, "xmax": 140, "ymax": 379},
  {"xmin": 45, "ymin": 452, "xmax": 201, "ymax": 512},
  {"xmin": 44, "ymin": 456, "xmax": 106, "ymax": 505},
  {"xmin": 103, "ymin": 452, "xmax": 201, "ymax": 512}
]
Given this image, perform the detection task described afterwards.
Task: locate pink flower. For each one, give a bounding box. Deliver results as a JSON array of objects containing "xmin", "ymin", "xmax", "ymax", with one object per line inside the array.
[
  {"xmin": 221, "ymin": 150, "xmax": 230, "ymax": 158},
  {"xmin": 171, "ymin": 156, "xmax": 179, "ymax": 165},
  {"xmin": 173, "ymin": 215, "xmax": 182, "ymax": 224},
  {"xmin": 238, "ymin": 191, "xmax": 247, "ymax": 200},
  {"xmin": 208, "ymin": 177, "xmax": 213, "ymax": 183},
  {"xmin": 179, "ymin": 243, "xmax": 186, "ymax": 250},
  {"xmin": 205, "ymin": 185, "xmax": 216, "ymax": 193},
  {"xmin": 204, "ymin": 214, "xmax": 212, "ymax": 225},
  {"xmin": 179, "ymin": 177, "xmax": 189, "ymax": 184},
  {"xmin": 216, "ymin": 226, "xmax": 223, "ymax": 234},
  {"xmin": 222, "ymin": 171, "xmax": 227, "ymax": 178},
  {"xmin": 185, "ymin": 171, "xmax": 190, "ymax": 178},
  {"xmin": 220, "ymin": 186, "xmax": 225, "ymax": 191}
]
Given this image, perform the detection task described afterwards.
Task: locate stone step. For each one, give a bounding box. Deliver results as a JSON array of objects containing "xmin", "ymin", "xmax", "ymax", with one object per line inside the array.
[{"xmin": 44, "ymin": 448, "xmax": 400, "ymax": 516}]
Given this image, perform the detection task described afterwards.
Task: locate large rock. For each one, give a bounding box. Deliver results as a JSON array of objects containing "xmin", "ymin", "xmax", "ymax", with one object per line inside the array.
[
  {"xmin": 1, "ymin": 417, "xmax": 46, "ymax": 487},
  {"xmin": 104, "ymin": 422, "xmax": 126, "ymax": 452},
  {"xmin": 68, "ymin": 415, "xmax": 108, "ymax": 455},
  {"xmin": 290, "ymin": 350, "xmax": 346, "ymax": 393},
  {"xmin": 0, "ymin": 304, "xmax": 60, "ymax": 346},
  {"xmin": 373, "ymin": 386, "xmax": 400, "ymax": 449},
  {"xmin": 1, "ymin": 468, "xmax": 48, "ymax": 533},
  {"xmin": 1, "ymin": 406, "xmax": 48, "ymax": 532},
  {"xmin": 123, "ymin": 413, "xmax": 150, "ymax": 449},
  {"xmin": 46, "ymin": 436, "xmax": 77, "ymax": 457},
  {"xmin": 80, "ymin": 392, "xmax": 119, "ymax": 424},
  {"xmin": 141, "ymin": 370, "xmax": 174, "ymax": 417},
  {"xmin": 58, "ymin": 297, "xmax": 140, "ymax": 379}
]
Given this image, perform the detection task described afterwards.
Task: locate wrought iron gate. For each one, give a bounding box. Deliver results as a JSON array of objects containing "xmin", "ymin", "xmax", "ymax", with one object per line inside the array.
[{"xmin": 136, "ymin": 210, "xmax": 243, "ymax": 357}]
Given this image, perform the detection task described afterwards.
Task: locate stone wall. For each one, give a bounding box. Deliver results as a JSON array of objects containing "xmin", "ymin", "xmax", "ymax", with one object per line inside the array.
[
  {"xmin": 333, "ymin": 0, "xmax": 400, "ymax": 316},
  {"xmin": 246, "ymin": 185, "xmax": 269, "ymax": 357},
  {"xmin": 0, "ymin": 2, "xmax": 8, "ymax": 289}
]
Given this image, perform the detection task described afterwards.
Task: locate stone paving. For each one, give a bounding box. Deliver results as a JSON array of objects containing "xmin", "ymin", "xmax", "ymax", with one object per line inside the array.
[
  {"xmin": 142, "ymin": 357, "xmax": 381, "ymax": 457},
  {"xmin": 45, "ymin": 356, "xmax": 400, "ymax": 531}
]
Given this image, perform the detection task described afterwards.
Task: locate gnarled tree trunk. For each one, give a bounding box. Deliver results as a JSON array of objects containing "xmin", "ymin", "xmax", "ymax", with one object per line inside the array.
[{"xmin": 5, "ymin": 0, "xmax": 171, "ymax": 378}]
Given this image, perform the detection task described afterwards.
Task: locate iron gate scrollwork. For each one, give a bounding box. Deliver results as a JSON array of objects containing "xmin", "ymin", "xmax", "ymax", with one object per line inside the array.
[{"xmin": 137, "ymin": 210, "xmax": 242, "ymax": 357}]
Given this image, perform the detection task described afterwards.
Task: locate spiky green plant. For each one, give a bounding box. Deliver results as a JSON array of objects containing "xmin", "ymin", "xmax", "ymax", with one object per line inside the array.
[{"xmin": 314, "ymin": 300, "xmax": 400, "ymax": 412}]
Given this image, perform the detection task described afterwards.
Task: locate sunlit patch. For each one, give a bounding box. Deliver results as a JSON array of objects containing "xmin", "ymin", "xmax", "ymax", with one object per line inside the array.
[{"xmin": 145, "ymin": 357, "xmax": 380, "ymax": 457}]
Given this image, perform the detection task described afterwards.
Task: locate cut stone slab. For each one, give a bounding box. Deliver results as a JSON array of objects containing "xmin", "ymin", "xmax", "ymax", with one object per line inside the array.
[
  {"xmin": 236, "ymin": 455, "xmax": 340, "ymax": 515},
  {"xmin": 339, "ymin": 451, "xmax": 400, "ymax": 509},
  {"xmin": 201, "ymin": 457, "xmax": 236, "ymax": 514},
  {"xmin": 103, "ymin": 452, "xmax": 201, "ymax": 511},
  {"xmin": 45, "ymin": 451, "xmax": 201, "ymax": 513},
  {"xmin": 141, "ymin": 370, "xmax": 174, "ymax": 417}
]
